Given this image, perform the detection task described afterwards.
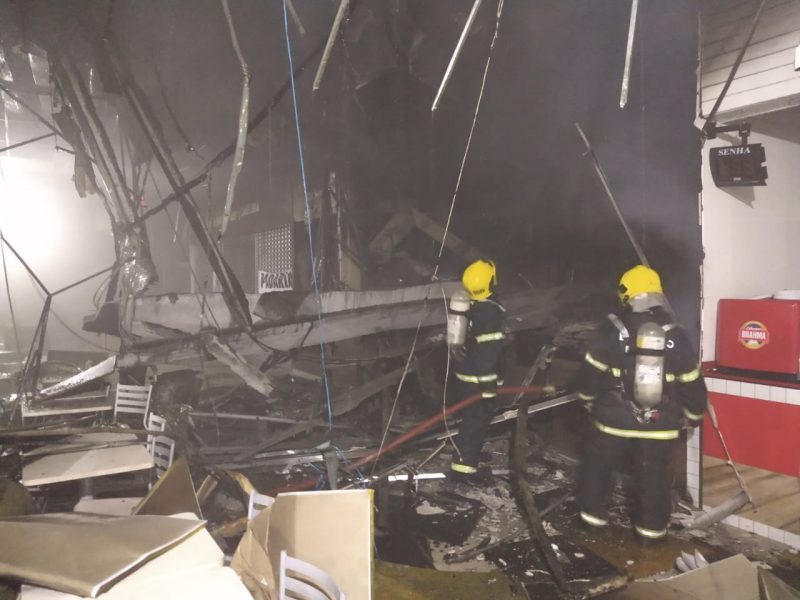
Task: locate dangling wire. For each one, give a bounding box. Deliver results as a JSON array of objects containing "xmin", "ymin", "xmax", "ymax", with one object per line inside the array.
[
  {"xmin": 370, "ymin": 0, "xmax": 505, "ymax": 474},
  {"xmin": 282, "ymin": 0, "xmax": 334, "ymax": 430},
  {"xmin": 432, "ymin": 0, "xmax": 504, "ymax": 281}
]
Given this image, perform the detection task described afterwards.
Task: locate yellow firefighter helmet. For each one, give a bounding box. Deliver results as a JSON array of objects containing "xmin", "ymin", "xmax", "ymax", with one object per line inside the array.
[
  {"xmin": 618, "ymin": 264, "xmax": 663, "ymax": 304},
  {"xmin": 462, "ymin": 259, "xmax": 497, "ymax": 300}
]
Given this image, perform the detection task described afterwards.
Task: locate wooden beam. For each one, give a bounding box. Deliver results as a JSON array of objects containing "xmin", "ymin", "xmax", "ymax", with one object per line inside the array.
[{"xmin": 411, "ymin": 209, "xmax": 482, "ymax": 262}]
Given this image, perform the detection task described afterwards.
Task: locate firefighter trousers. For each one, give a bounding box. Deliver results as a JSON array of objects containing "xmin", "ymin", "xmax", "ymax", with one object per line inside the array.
[
  {"xmin": 577, "ymin": 425, "xmax": 677, "ymax": 537},
  {"xmin": 450, "ymin": 379, "xmax": 492, "ymax": 471}
]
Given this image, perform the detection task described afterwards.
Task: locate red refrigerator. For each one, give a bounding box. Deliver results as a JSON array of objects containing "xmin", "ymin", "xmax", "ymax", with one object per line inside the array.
[{"xmin": 716, "ymin": 298, "xmax": 800, "ymax": 376}]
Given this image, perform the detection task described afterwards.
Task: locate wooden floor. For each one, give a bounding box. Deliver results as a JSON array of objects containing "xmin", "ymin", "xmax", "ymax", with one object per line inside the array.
[{"xmin": 703, "ymin": 455, "xmax": 800, "ymax": 533}]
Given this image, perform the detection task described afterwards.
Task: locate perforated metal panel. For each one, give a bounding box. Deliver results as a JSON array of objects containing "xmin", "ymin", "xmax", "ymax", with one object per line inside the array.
[{"xmin": 254, "ymin": 224, "xmax": 293, "ymax": 292}]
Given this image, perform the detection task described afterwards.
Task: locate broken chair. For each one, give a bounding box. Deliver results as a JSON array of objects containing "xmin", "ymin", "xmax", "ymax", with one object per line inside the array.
[
  {"xmin": 278, "ymin": 550, "xmax": 345, "ymax": 600},
  {"xmin": 247, "ymin": 490, "xmax": 275, "ymax": 520},
  {"xmin": 147, "ymin": 413, "xmax": 175, "ymax": 485}
]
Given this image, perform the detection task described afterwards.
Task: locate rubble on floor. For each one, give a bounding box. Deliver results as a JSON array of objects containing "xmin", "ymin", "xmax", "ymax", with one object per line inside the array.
[{"xmin": 3, "ymin": 332, "xmax": 800, "ymax": 598}]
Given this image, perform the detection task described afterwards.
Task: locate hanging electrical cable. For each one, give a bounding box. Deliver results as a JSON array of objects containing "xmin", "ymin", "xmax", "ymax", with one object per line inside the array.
[
  {"xmin": 282, "ymin": 0, "xmax": 335, "ymax": 430},
  {"xmin": 433, "ymin": 0, "xmax": 504, "ymax": 280},
  {"xmin": 369, "ymin": 0, "xmax": 506, "ymax": 474}
]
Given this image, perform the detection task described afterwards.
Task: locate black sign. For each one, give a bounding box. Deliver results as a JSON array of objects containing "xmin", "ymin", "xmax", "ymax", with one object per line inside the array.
[{"xmin": 709, "ymin": 143, "xmax": 767, "ymax": 187}]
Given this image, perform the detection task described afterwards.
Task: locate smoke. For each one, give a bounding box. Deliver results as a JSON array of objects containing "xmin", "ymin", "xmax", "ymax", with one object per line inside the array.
[{"xmin": 0, "ymin": 0, "xmax": 703, "ymax": 351}]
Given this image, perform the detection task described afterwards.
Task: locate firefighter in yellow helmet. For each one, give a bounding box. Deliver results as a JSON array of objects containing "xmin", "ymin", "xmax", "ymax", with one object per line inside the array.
[
  {"xmin": 574, "ymin": 265, "xmax": 707, "ymax": 544},
  {"xmin": 448, "ymin": 259, "xmax": 506, "ymax": 484}
]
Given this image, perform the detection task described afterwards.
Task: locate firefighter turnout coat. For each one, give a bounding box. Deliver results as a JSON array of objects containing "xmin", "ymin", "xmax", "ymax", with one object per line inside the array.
[{"xmin": 577, "ymin": 306, "xmax": 707, "ymax": 439}]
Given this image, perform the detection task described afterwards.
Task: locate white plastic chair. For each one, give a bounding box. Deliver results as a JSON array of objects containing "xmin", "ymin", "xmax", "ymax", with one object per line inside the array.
[
  {"xmin": 146, "ymin": 413, "xmax": 174, "ymax": 482},
  {"xmin": 279, "ymin": 550, "xmax": 345, "ymax": 600},
  {"xmin": 247, "ymin": 489, "xmax": 275, "ymax": 520},
  {"xmin": 146, "ymin": 413, "xmax": 166, "ymax": 451},
  {"xmin": 113, "ymin": 383, "xmax": 153, "ymax": 427}
]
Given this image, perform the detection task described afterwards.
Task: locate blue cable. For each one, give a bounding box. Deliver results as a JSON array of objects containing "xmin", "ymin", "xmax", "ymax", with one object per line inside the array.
[
  {"xmin": 282, "ymin": 0, "xmax": 334, "ymax": 431},
  {"xmin": 333, "ymin": 445, "xmax": 367, "ymax": 488}
]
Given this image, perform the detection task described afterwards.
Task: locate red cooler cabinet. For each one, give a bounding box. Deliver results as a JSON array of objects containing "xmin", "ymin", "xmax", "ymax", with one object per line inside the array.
[{"xmin": 716, "ymin": 298, "xmax": 800, "ymax": 376}]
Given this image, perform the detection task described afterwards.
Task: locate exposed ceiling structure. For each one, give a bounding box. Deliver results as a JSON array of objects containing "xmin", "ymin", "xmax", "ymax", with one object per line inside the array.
[{"xmin": 0, "ymin": 1, "xmax": 701, "ymax": 323}]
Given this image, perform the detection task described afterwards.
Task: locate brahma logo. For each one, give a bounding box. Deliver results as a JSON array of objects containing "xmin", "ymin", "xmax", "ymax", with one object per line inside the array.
[{"xmin": 738, "ymin": 321, "xmax": 769, "ymax": 349}]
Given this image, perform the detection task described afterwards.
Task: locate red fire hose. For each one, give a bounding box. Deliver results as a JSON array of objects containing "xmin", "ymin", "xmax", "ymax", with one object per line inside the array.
[{"xmin": 269, "ymin": 385, "xmax": 547, "ymax": 494}]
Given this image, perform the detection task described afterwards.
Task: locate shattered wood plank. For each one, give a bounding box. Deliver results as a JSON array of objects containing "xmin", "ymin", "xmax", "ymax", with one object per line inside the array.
[
  {"xmin": 411, "ymin": 209, "xmax": 482, "ymax": 262},
  {"xmin": 368, "ymin": 210, "xmax": 483, "ymax": 264},
  {"xmin": 368, "ymin": 211, "xmax": 416, "ymax": 264},
  {"xmin": 206, "ymin": 337, "xmax": 274, "ymax": 396}
]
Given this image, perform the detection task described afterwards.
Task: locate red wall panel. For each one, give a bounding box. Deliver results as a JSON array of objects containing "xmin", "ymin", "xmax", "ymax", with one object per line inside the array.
[{"xmin": 703, "ymin": 391, "xmax": 800, "ymax": 477}]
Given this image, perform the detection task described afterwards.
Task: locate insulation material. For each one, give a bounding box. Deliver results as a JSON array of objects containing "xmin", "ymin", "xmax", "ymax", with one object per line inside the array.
[
  {"xmin": 254, "ymin": 224, "xmax": 293, "ymax": 293},
  {"xmin": 119, "ymin": 231, "xmax": 157, "ymax": 297},
  {"xmin": 37, "ymin": 356, "xmax": 116, "ymax": 399},
  {"xmin": 27, "ymin": 50, "xmax": 50, "ymax": 87},
  {"xmin": 0, "ymin": 513, "xmax": 205, "ymax": 597},
  {"xmin": 219, "ymin": 0, "xmax": 251, "ymax": 239},
  {"xmin": 0, "ymin": 46, "xmax": 11, "ymax": 82}
]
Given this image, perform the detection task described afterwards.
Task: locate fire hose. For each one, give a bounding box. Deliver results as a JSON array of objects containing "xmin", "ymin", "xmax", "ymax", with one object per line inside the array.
[{"xmin": 269, "ymin": 385, "xmax": 548, "ymax": 494}]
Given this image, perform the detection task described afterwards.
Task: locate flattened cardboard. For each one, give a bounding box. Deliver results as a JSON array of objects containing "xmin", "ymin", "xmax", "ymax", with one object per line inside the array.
[
  {"xmin": 618, "ymin": 554, "xmax": 759, "ymax": 600},
  {"xmin": 19, "ymin": 528, "xmax": 252, "ymax": 600},
  {"xmin": 0, "ymin": 513, "xmax": 204, "ymax": 597},
  {"xmin": 230, "ymin": 506, "xmax": 276, "ymax": 600},
  {"xmin": 267, "ymin": 489, "xmax": 373, "ymax": 600},
  {"xmin": 133, "ymin": 456, "xmax": 202, "ymax": 519}
]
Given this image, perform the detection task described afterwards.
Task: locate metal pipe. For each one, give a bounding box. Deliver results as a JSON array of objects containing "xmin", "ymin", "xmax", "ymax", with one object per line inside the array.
[
  {"xmin": 0, "ymin": 234, "xmax": 49, "ymax": 294},
  {"xmin": 286, "ymin": 0, "xmax": 306, "ymax": 36},
  {"xmin": 0, "ymin": 132, "xmax": 54, "ymax": 154},
  {"xmin": 189, "ymin": 411, "xmax": 297, "ymax": 424},
  {"xmin": 574, "ymin": 122, "xmax": 649, "ymax": 267},
  {"xmin": 312, "ymin": 0, "xmax": 350, "ymax": 92},
  {"xmin": 52, "ymin": 264, "xmax": 116, "ymax": 296},
  {"xmin": 431, "ymin": 0, "xmax": 484, "ymax": 112},
  {"xmin": 619, "ymin": 0, "xmax": 639, "ymax": 109}
]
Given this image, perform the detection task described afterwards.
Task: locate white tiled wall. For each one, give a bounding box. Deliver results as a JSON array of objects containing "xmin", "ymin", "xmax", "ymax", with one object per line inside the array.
[
  {"xmin": 705, "ymin": 377, "xmax": 800, "ymax": 407},
  {"xmin": 704, "ymin": 505, "xmax": 800, "ymax": 550},
  {"xmin": 686, "ymin": 427, "xmax": 701, "ymax": 506}
]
